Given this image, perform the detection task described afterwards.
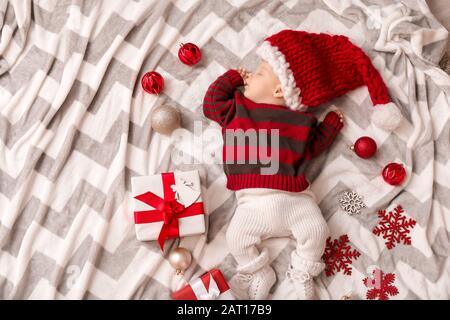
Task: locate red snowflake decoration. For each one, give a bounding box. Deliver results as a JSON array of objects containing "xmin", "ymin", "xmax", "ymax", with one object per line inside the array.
[
  {"xmin": 322, "ymin": 234, "xmax": 361, "ymax": 276},
  {"xmin": 372, "ymin": 205, "xmax": 416, "ymax": 250},
  {"xmin": 363, "ymin": 268, "xmax": 399, "ymax": 300}
]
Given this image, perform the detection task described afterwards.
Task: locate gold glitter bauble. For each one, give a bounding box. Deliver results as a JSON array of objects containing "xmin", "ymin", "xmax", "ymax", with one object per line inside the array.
[{"xmin": 150, "ymin": 105, "xmax": 181, "ymax": 135}]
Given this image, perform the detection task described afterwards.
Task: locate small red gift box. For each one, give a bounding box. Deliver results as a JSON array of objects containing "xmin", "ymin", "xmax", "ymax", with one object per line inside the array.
[
  {"xmin": 172, "ymin": 269, "xmax": 235, "ymax": 300},
  {"xmin": 131, "ymin": 170, "xmax": 206, "ymax": 251}
]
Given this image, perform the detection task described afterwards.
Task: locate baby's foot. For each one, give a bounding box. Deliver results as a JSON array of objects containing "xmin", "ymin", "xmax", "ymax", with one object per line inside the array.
[
  {"xmin": 285, "ymin": 264, "xmax": 315, "ymax": 300},
  {"xmin": 230, "ymin": 265, "xmax": 276, "ymax": 300}
]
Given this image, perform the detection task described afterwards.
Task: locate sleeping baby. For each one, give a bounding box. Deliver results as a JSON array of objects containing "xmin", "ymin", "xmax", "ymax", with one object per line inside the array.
[{"xmin": 202, "ymin": 29, "xmax": 402, "ymax": 300}]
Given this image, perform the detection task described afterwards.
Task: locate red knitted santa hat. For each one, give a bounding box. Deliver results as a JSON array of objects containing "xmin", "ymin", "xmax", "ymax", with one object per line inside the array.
[{"xmin": 255, "ymin": 30, "xmax": 402, "ymax": 131}]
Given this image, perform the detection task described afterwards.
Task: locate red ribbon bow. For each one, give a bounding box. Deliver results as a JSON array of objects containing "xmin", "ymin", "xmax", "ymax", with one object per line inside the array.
[
  {"xmin": 158, "ymin": 199, "xmax": 185, "ymax": 225},
  {"xmin": 134, "ymin": 172, "xmax": 204, "ymax": 251}
]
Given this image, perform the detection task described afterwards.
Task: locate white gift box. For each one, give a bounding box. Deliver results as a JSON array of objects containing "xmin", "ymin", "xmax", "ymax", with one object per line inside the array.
[{"xmin": 131, "ymin": 170, "xmax": 206, "ymax": 247}]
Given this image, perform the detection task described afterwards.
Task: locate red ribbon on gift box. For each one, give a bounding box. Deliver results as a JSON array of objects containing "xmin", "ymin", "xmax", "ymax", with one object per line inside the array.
[{"xmin": 134, "ymin": 172, "xmax": 204, "ymax": 251}]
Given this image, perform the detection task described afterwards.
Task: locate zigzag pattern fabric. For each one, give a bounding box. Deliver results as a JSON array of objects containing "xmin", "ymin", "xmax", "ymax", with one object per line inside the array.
[{"xmin": 0, "ymin": 0, "xmax": 449, "ymax": 299}]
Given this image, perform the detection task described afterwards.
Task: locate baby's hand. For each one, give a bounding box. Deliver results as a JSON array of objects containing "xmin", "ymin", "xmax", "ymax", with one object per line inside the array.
[
  {"xmin": 335, "ymin": 110, "xmax": 344, "ymax": 123},
  {"xmin": 237, "ymin": 67, "xmax": 251, "ymax": 84}
]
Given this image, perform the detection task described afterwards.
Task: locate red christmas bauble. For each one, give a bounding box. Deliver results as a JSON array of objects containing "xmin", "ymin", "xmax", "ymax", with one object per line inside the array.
[
  {"xmin": 382, "ymin": 163, "xmax": 406, "ymax": 186},
  {"xmin": 351, "ymin": 136, "xmax": 377, "ymax": 159},
  {"xmin": 141, "ymin": 71, "xmax": 164, "ymax": 94},
  {"xmin": 178, "ymin": 43, "xmax": 201, "ymax": 65}
]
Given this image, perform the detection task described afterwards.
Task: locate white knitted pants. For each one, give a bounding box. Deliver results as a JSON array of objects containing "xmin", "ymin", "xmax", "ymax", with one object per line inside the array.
[{"xmin": 226, "ymin": 187, "xmax": 329, "ymax": 276}]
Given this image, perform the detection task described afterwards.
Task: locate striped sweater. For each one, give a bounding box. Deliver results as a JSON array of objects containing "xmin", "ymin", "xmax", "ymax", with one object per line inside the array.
[{"xmin": 203, "ymin": 69, "xmax": 343, "ymax": 192}]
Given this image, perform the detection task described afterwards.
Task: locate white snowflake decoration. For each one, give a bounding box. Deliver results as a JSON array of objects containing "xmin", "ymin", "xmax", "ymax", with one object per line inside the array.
[{"xmin": 339, "ymin": 191, "xmax": 366, "ymax": 215}]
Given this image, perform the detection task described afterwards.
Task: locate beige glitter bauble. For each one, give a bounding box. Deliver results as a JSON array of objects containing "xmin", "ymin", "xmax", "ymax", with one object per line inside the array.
[
  {"xmin": 168, "ymin": 247, "xmax": 192, "ymax": 275},
  {"xmin": 150, "ymin": 105, "xmax": 181, "ymax": 135}
]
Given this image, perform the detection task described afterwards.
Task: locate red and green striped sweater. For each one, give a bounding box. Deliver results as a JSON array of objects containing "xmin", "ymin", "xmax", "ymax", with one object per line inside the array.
[{"xmin": 203, "ymin": 69, "xmax": 343, "ymax": 192}]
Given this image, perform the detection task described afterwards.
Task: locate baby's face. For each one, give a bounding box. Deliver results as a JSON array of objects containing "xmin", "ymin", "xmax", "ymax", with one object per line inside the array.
[{"xmin": 243, "ymin": 60, "xmax": 284, "ymax": 105}]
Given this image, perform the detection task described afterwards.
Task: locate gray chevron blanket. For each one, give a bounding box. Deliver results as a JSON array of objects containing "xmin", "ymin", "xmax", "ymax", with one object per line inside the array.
[{"xmin": 0, "ymin": 0, "xmax": 449, "ymax": 299}]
